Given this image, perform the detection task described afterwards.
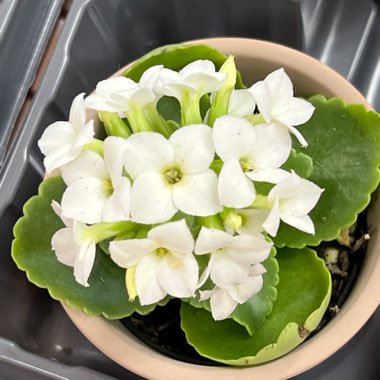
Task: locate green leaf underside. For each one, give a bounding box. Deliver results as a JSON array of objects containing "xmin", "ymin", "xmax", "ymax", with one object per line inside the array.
[
  {"xmin": 12, "ymin": 176, "xmax": 168, "ymax": 319},
  {"xmin": 189, "ymin": 247, "xmax": 279, "ymax": 335},
  {"xmin": 180, "ymin": 247, "xmax": 331, "ymax": 365},
  {"xmin": 122, "ymin": 43, "xmax": 243, "ymax": 89},
  {"xmin": 274, "ymin": 96, "xmax": 380, "ymax": 248}
]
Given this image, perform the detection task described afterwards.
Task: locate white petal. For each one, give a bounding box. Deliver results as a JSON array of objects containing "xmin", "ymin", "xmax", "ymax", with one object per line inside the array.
[
  {"xmin": 172, "ymin": 170, "xmax": 222, "ymax": 216},
  {"xmin": 102, "ymin": 177, "xmax": 131, "ymax": 222},
  {"xmin": 158, "ymin": 253, "xmax": 198, "ymax": 298},
  {"xmin": 218, "ymin": 159, "xmax": 255, "ymax": 208},
  {"xmin": 43, "ymin": 145, "xmax": 79, "ymax": 174},
  {"xmin": 246, "ymin": 168, "xmax": 290, "ymax": 184},
  {"xmin": 69, "ymin": 93, "xmax": 87, "ymax": 131},
  {"xmin": 269, "ymin": 172, "xmax": 324, "ymax": 215},
  {"xmin": 236, "ymin": 209, "xmax": 269, "ymax": 236},
  {"xmin": 210, "ymin": 251, "xmax": 250, "ymax": 288},
  {"xmin": 61, "ymin": 151, "xmax": 107, "ymax": 186},
  {"xmin": 170, "ymin": 124, "xmax": 214, "ymax": 174},
  {"xmin": 275, "ymin": 97, "xmax": 315, "ymax": 126},
  {"xmin": 135, "ymin": 253, "xmax": 166, "ymax": 305},
  {"xmin": 197, "ymin": 264, "xmax": 211, "ymax": 288},
  {"xmin": 112, "ymin": 87, "xmax": 156, "ymax": 109},
  {"xmin": 130, "ymin": 172, "xmax": 177, "ymax": 224},
  {"xmin": 285, "ymin": 124, "xmax": 309, "ymax": 148},
  {"xmin": 230, "ymin": 276, "xmax": 264, "ymax": 303},
  {"xmin": 73, "ymin": 235, "xmax": 96, "ymax": 288},
  {"xmin": 51, "ymin": 200, "xmax": 73, "ymax": 228},
  {"xmin": 228, "ymin": 234, "xmax": 272, "ymax": 265},
  {"xmin": 262, "ymin": 199, "xmax": 281, "ymax": 236},
  {"xmin": 140, "ymin": 65, "xmax": 164, "ymax": 90},
  {"xmin": 247, "ymin": 123, "xmax": 292, "ymax": 170},
  {"xmin": 38, "ymin": 121, "xmax": 75, "ymax": 156},
  {"xmin": 110, "ymin": 238, "xmax": 159, "ymax": 268},
  {"xmin": 280, "ymin": 213, "xmax": 315, "ymax": 234},
  {"xmin": 180, "ymin": 60, "xmax": 217, "ymax": 77},
  {"xmin": 124, "ymin": 132, "xmax": 173, "ymax": 179},
  {"xmin": 103, "ymin": 136, "xmax": 128, "ymax": 188},
  {"xmin": 85, "ymin": 93, "xmax": 122, "ymax": 113},
  {"xmin": 249, "ymin": 81, "xmax": 272, "ymax": 123},
  {"xmin": 194, "ymin": 227, "xmax": 234, "ymax": 255},
  {"xmin": 249, "ymin": 263, "xmax": 267, "ymax": 277},
  {"xmin": 213, "ymin": 115, "xmax": 256, "ymax": 161},
  {"xmin": 61, "ymin": 177, "xmax": 107, "ymax": 224},
  {"xmin": 148, "ymin": 219, "xmax": 194, "ymax": 254},
  {"xmin": 265, "ymin": 68, "xmax": 293, "ymax": 114},
  {"xmin": 209, "ymin": 288, "xmax": 238, "ymax": 320},
  {"xmin": 72, "ymin": 120, "xmax": 95, "ymax": 150},
  {"xmin": 228, "ymin": 89, "xmax": 256, "ymax": 117},
  {"xmin": 180, "ymin": 60, "xmax": 226, "ymax": 93},
  {"xmin": 51, "ymin": 227, "xmax": 77, "ymax": 266}
]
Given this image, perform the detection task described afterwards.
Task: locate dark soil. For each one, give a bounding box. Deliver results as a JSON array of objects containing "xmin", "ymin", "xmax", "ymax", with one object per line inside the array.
[{"xmin": 120, "ymin": 211, "xmax": 369, "ymax": 365}]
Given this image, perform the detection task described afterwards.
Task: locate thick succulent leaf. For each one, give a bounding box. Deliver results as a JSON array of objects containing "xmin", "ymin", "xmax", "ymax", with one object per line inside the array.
[
  {"xmin": 12, "ymin": 176, "xmax": 167, "ymax": 319},
  {"xmin": 189, "ymin": 247, "xmax": 279, "ymax": 335},
  {"xmin": 180, "ymin": 247, "xmax": 331, "ymax": 365},
  {"xmin": 122, "ymin": 43, "xmax": 243, "ymax": 88},
  {"xmin": 282, "ymin": 149, "xmax": 313, "ymax": 179},
  {"xmin": 274, "ymin": 96, "xmax": 380, "ymax": 248}
]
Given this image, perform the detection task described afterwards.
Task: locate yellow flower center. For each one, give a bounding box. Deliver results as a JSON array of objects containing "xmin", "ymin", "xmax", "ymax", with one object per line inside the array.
[
  {"xmin": 239, "ymin": 158, "xmax": 254, "ymax": 172},
  {"xmin": 155, "ymin": 247, "xmax": 169, "ymax": 256},
  {"xmin": 102, "ymin": 179, "xmax": 114, "ymax": 197},
  {"xmin": 164, "ymin": 168, "xmax": 183, "ymax": 184}
]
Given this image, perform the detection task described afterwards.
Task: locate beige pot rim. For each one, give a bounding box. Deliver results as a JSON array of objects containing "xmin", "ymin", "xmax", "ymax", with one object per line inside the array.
[{"xmin": 64, "ymin": 38, "xmax": 380, "ymax": 380}]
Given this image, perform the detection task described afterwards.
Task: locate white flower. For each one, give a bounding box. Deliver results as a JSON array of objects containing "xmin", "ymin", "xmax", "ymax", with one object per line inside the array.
[
  {"xmin": 263, "ymin": 171, "xmax": 324, "ymax": 236},
  {"xmin": 84, "ymin": 74, "xmax": 157, "ymax": 114},
  {"xmin": 213, "ymin": 115, "xmax": 292, "ymax": 208},
  {"xmin": 200, "ymin": 263, "xmax": 266, "ymax": 320},
  {"xmin": 51, "ymin": 201, "xmax": 96, "ymax": 287},
  {"xmin": 38, "ymin": 93, "xmax": 95, "ymax": 173},
  {"xmin": 60, "ymin": 136, "xmax": 131, "ymax": 224},
  {"xmin": 194, "ymin": 227, "xmax": 272, "ymax": 288},
  {"xmin": 235, "ymin": 208, "xmax": 270, "ymax": 236},
  {"xmin": 249, "ymin": 68, "xmax": 315, "ymax": 147},
  {"xmin": 109, "ymin": 220, "xmax": 198, "ymax": 305},
  {"xmin": 159, "ymin": 60, "xmax": 226, "ymax": 100},
  {"xmin": 124, "ymin": 124, "xmax": 221, "ymax": 224}
]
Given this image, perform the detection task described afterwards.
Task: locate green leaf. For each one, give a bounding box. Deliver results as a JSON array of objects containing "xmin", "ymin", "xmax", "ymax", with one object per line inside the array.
[
  {"xmin": 12, "ymin": 176, "xmax": 166, "ymax": 319},
  {"xmin": 180, "ymin": 247, "xmax": 331, "ymax": 365},
  {"xmin": 189, "ymin": 247, "xmax": 279, "ymax": 335},
  {"xmin": 122, "ymin": 43, "xmax": 243, "ymax": 89},
  {"xmin": 282, "ymin": 149, "xmax": 313, "ymax": 179},
  {"xmin": 274, "ymin": 96, "xmax": 380, "ymax": 248}
]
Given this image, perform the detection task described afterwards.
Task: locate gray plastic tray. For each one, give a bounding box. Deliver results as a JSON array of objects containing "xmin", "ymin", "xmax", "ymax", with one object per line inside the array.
[
  {"xmin": 0, "ymin": 0, "xmax": 379, "ymax": 379},
  {"xmin": 0, "ymin": 0, "xmax": 63, "ymax": 169}
]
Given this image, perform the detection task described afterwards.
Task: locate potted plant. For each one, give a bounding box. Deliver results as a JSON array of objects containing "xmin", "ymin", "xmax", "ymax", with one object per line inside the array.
[{"xmin": 12, "ymin": 38, "xmax": 380, "ymax": 379}]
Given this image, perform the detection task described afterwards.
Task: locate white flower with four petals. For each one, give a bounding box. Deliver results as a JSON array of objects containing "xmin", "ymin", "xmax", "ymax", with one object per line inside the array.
[
  {"xmin": 249, "ymin": 68, "xmax": 315, "ymax": 147},
  {"xmin": 263, "ymin": 171, "xmax": 324, "ymax": 236},
  {"xmin": 38, "ymin": 93, "xmax": 95, "ymax": 173},
  {"xmin": 213, "ymin": 115, "xmax": 292, "ymax": 208},
  {"xmin": 51, "ymin": 201, "xmax": 96, "ymax": 287},
  {"xmin": 60, "ymin": 136, "xmax": 131, "ymax": 224},
  {"xmin": 110, "ymin": 220, "xmax": 198, "ymax": 305},
  {"xmin": 124, "ymin": 124, "xmax": 222, "ymax": 224}
]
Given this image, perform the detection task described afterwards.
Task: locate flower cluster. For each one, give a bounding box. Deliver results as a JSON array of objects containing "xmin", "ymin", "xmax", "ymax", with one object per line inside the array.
[{"xmin": 39, "ymin": 57, "xmax": 323, "ymax": 320}]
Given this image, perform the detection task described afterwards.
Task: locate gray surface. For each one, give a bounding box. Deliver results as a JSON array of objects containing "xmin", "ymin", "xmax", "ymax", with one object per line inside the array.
[
  {"xmin": 0, "ymin": 0, "xmax": 63, "ymax": 169},
  {"xmin": 0, "ymin": 0, "xmax": 379, "ymax": 379}
]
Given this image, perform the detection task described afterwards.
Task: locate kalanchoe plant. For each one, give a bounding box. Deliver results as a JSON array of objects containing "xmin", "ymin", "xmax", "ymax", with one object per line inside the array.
[{"xmin": 12, "ymin": 43, "xmax": 380, "ymax": 365}]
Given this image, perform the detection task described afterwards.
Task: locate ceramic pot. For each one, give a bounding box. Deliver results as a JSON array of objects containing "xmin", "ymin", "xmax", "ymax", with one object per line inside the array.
[{"xmin": 63, "ymin": 38, "xmax": 380, "ymax": 380}]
